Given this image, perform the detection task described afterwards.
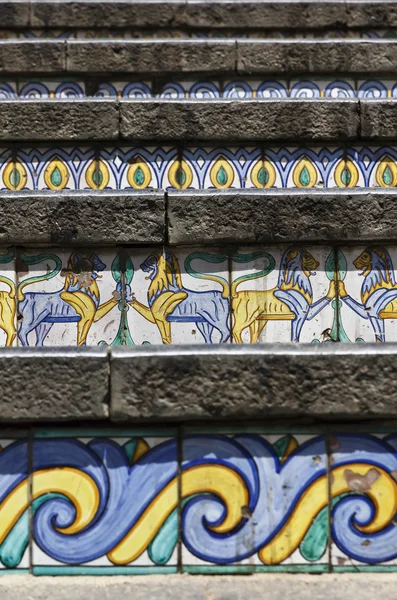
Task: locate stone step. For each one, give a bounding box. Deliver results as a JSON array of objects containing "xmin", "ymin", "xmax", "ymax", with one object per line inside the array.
[{"xmin": 0, "ymin": 344, "xmax": 396, "ymax": 422}]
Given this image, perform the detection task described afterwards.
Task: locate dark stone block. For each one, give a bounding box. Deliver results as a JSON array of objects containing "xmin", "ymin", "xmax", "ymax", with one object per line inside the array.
[{"xmin": 0, "ymin": 41, "xmax": 65, "ymax": 73}]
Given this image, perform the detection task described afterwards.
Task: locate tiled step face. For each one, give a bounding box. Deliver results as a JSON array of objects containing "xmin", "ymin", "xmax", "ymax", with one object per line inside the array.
[
  {"xmin": 0, "ymin": 244, "xmax": 395, "ymax": 346},
  {"xmin": 0, "ymin": 78, "xmax": 396, "ymax": 99},
  {"xmin": 5, "ymin": 146, "xmax": 397, "ymax": 190},
  {"xmin": 2, "ymin": 427, "xmax": 397, "ymax": 574}
]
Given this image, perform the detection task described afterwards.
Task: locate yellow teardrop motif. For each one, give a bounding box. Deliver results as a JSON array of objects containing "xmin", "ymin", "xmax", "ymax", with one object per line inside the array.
[
  {"xmin": 292, "ymin": 157, "xmax": 318, "ymax": 188},
  {"xmin": 127, "ymin": 157, "xmax": 152, "ymax": 189},
  {"xmin": 210, "ymin": 157, "xmax": 235, "ymax": 189},
  {"xmin": 3, "ymin": 161, "xmax": 27, "ymax": 191},
  {"xmin": 251, "ymin": 159, "xmax": 276, "ymax": 188},
  {"xmin": 85, "ymin": 160, "xmax": 110, "ymax": 190},
  {"xmin": 44, "ymin": 157, "xmax": 70, "ymax": 191},
  {"xmin": 168, "ymin": 159, "xmax": 193, "ymax": 190},
  {"xmin": 334, "ymin": 159, "xmax": 359, "ymax": 188},
  {"xmin": 376, "ymin": 155, "xmax": 397, "ymax": 187}
]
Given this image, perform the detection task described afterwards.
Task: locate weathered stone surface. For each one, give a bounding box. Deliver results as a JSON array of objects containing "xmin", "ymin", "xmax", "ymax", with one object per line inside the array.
[
  {"xmin": 0, "ymin": 192, "xmax": 165, "ymax": 245},
  {"xmin": 0, "ymin": 100, "xmax": 118, "ymax": 140},
  {"xmin": 237, "ymin": 40, "xmax": 397, "ymax": 74},
  {"xmin": 110, "ymin": 344, "xmax": 397, "ymax": 421},
  {"xmin": 0, "ymin": 1, "xmax": 30, "ymax": 26},
  {"xmin": 3, "ymin": 573, "xmax": 397, "ymax": 600},
  {"xmin": 67, "ymin": 40, "xmax": 236, "ymax": 74},
  {"xmin": 346, "ymin": 1, "xmax": 397, "ymax": 27},
  {"xmin": 0, "ymin": 347, "xmax": 108, "ymax": 421},
  {"xmin": 31, "ymin": 0, "xmax": 187, "ymax": 28},
  {"xmin": 167, "ymin": 190, "xmax": 397, "ymax": 245},
  {"xmin": 187, "ymin": 1, "xmax": 346, "ymax": 29},
  {"xmin": 360, "ymin": 100, "xmax": 397, "ymax": 139},
  {"xmin": 120, "ymin": 99, "xmax": 359, "ymax": 141},
  {"xmin": 0, "ymin": 41, "xmax": 65, "ymax": 73}
]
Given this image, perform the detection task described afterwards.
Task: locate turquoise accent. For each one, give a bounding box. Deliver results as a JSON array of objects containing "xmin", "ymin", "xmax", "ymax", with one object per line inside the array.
[
  {"xmin": 33, "ymin": 566, "xmax": 177, "ymax": 576},
  {"xmin": 0, "ymin": 569, "xmax": 29, "ymax": 575},
  {"xmin": 184, "ymin": 251, "xmax": 229, "ymax": 292},
  {"xmin": 148, "ymin": 508, "xmax": 178, "ymax": 565},
  {"xmin": 299, "ymin": 166, "xmax": 310, "ymax": 187},
  {"xmin": 123, "ymin": 439, "xmax": 138, "ymax": 464},
  {"xmin": 183, "ymin": 564, "xmax": 328, "ymax": 573}
]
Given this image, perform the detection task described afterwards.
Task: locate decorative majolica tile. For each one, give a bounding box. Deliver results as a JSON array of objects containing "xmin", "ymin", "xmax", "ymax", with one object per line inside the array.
[
  {"xmin": 264, "ymin": 147, "xmax": 345, "ymax": 188},
  {"xmin": 182, "ymin": 429, "xmax": 328, "ymax": 573},
  {"xmin": 16, "ymin": 147, "xmax": 97, "ymax": 191},
  {"xmin": 182, "ymin": 147, "xmax": 263, "ymax": 189},
  {"xmin": 290, "ymin": 79, "xmax": 355, "ymax": 98},
  {"xmin": 231, "ymin": 246, "xmax": 336, "ymax": 344},
  {"xmin": 222, "ymin": 80, "xmax": 288, "ymax": 99},
  {"xmin": 94, "ymin": 81, "xmax": 152, "ymax": 98},
  {"xmin": 0, "ymin": 433, "xmax": 29, "ymax": 574},
  {"xmin": 0, "ymin": 248, "xmax": 17, "ymax": 347},
  {"xmin": 125, "ymin": 248, "xmax": 230, "ymax": 345},
  {"xmin": 346, "ymin": 147, "xmax": 397, "ymax": 188},
  {"xmin": 0, "ymin": 81, "xmax": 16, "ymax": 99},
  {"xmin": 17, "ymin": 248, "xmax": 124, "ymax": 346},
  {"xmin": 18, "ymin": 80, "xmax": 85, "ymax": 99},
  {"xmin": 334, "ymin": 246, "xmax": 397, "ymax": 343},
  {"xmin": 157, "ymin": 81, "xmax": 221, "ymax": 99},
  {"xmin": 0, "ymin": 149, "xmax": 14, "ymax": 191},
  {"xmin": 32, "ymin": 429, "xmax": 178, "ymax": 575},
  {"xmin": 357, "ymin": 80, "xmax": 395, "ymax": 98},
  {"xmin": 100, "ymin": 147, "xmax": 180, "ymax": 190},
  {"xmin": 330, "ymin": 432, "xmax": 397, "ymax": 571}
]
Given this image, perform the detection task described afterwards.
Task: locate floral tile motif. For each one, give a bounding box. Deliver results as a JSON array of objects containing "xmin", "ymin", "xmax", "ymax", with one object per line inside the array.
[
  {"xmin": 100, "ymin": 147, "xmax": 180, "ymax": 190},
  {"xmin": 0, "ymin": 433, "xmax": 29, "ymax": 574},
  {"xmin": 231, "ymin": 246, "xmax": 336, "ymax": 344},
  {"xmin": 264, "ymin": 147, "xmax": 345, "ymax": 188},
  {"xmin": 334, "ymin": 246, "xmax": 397, "ymax": 343},
  {"xmin": 181, "ymin": 430, "xmax": 328, "ymax": 573},
  {"xmin": 330, "ymin": 433, "xmax": 397, "ymax": 571},
  {"xmin": 125, "ymin": 248, "xmax": 230, "ymax": 345},
  {"xmin": 16, "ymin": 148, "xmax": 97, "ymax": 191},
  {"xmin": 18, "ymin": 80, "xmax": 85, "ymax": 99},
  {"xmin": 182, "ymin": 147, "xmax": 263, "ymax": 189},
  {"xmin": 32, "ymin": 429, "xmax": 178, "ymax": 575},
  {"xmin": 17, "ymin": 248, "xmax": 124, "ymax": 346},
  {"xmin": 345, "ymin": 147, "xmax": 397, "ymax": 188}
]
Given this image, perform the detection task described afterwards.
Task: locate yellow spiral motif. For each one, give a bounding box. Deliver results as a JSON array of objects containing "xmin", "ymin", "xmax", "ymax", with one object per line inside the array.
[
  {"xmin": 375, "ymin": 155, "xmax": 397, "ymax": 187},
  {"xmin": 292, "ymin": 157, "xmax": 318, "ymax": 188},
  {"xmin": 258, "ymin": 463, "xmax": 397, "ymax": 565},
  {"xmin": 251, "ymin": 159, "xmax": 276, "ymax": 188},
  {"xmin": 210, "ymin": 158, "xmax": 235, "ymax": 189},
  {"xmin": 3, "ymin": 161, "xmax": 27, "ymax": 191},
  {"xmin": 44, "ymin": 158, "xmax": 70, "ymax": 191},
  {"xmin": 127, "ymin": 157, "xmax": 152, "ymax": 189},
  {"xmin": 168, "ymin": 159, "xmax": 193, "ymax": 189},
  {"xmin": 0, "ymin": 468, "xmax": 99, "ymax": 545},
  {"xmin": 86, "ymin": 160, "xmax": 110, "ymax": 190},
  {"xmin": 335, "ymin": 159, "xmax": 359, "ymax": 188},
  {"xmin": 108, "ymin": 464, "xmax": 248, "ymax": 565}
]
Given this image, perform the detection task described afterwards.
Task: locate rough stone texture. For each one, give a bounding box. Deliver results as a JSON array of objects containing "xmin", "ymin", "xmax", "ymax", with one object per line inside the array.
[
  {"xmin": 0, "ymin": 1, "xmax": 30, "ymax": 26},
  {"xmin": 3, "ymin": 573, "xmax": 397, "ymax": 600},
  {"xmin": 110, "ymin": 344, "xmax": 397, "ymax": 421},
  {"xmin": 0, "ymin": 347, "xmax": 108, "ymax": 421},
  {"xmin": 0, "ymin": 41, "xmax": 65, "ymax": 74},
  {"xmin": 0, "ymin": 192, "xmax": 165, "ymax": 245},
  {"xmin": 346, "ymin": 1, "xmax": 397, "ymax": 27},
  {"xmin": 31, "ymin": 0, "xmax": 187, "ymax": 28},
  {"xmin": 187, "ymin": 1, "xmax": 346, "ymax": 29},
  {"xmin": 120, "ymin": 99, "xmax": 359, "ymax": 141},
  {"xmin": 167, "ymin": 190, "xmax": 397, "ymax": 245},
  {"xmin": 360, "ymin": 100, "xmax": 397, "ymax": 139},
  {"xmin": 0, "ymin": 100, "xmax": 118, "ymax": 141},
  {"xmin": 237, "ymin": 40, "xmax": 397, "ymax": 74},
  {"xmin": 67, "ymin": 40, "xmax": 236, "ymax": 74}
]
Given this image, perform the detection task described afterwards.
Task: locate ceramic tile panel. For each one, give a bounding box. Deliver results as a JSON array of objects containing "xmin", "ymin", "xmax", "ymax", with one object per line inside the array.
[
  {"xmin": 222, "ymin": 80, "xmax": 288, "ymax": 99},
  {"xmin": 100, "ymin": 147, "xmax": 180, "ymax": 190},
  {"xmin": 346, "ymin": 147, "xmax": 397, "ymax": 188},
  {"xmin": 94, "ymin": 81, "xmax": 152, "ymax": 98},
  {"xmin": 182, "ymin": 429, "xmax": 328, "ymax": 573},
  {"xmin": 290, "ymin": 79, "xmax": 355, "ymax": 99},
  {"xmin": 357, "ymin": 80, "xmax": 396, "ymax": 99},
  {"xmin": 231, "ymin": 246, "xmax": 336, "ymax": 344},
  {"xmin": 0, "ymin": 248, "xmax": 17, "ymax": 347},
  {"xmin": 0, "ymin": 81, "xmax": 17, "ymax": 99},
  {"xmin": 0, "ymin": 433, "xmax": 30, "ymax": 574},
  {"xmin": 330, "ymin": 432, "xmax": 397, "ymax": 571},
  {"xmin": 334, "ymin": 246, "xmax": 397, "ymax": 343},
  {"xmin": 264, "ymin": 147, "xmax": 345, "ymax": 188},
  {"xmin": 18, "ymin": 80, "xmax": 85, "ymax": 99},
  {"xmin": 17, "ymin": 248, "xmax": 124, "ymax": 346},
  {"xmin": 16, "ymin": 148, "xmax": 97, "ymax": 191},
  {"xmin": 32, "ymin": 429, "xmax": 178, "ymax": 575},
  {"xmin": 156, "ymin": 81, "xmax": 221, "ymax": 99},
  {"xmin": 125, "ymin": 247, "xmax": 230, "ymax": 345},
  {"xmin": 182, "ymin": 147, "xmax": 263, "ymax": 189},
  {"xmin": 21, "ymin": 30, "xmax": 73, "ymax": 39},
  {"xmin": 0, "ymin": 149, "xmax": 14, "ymax": 191}
]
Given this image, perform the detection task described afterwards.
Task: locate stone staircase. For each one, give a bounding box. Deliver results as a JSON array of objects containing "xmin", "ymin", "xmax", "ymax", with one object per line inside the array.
[{"xmin": 0, "ymin": 0, "xmax": 397, "ymax": 578}]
